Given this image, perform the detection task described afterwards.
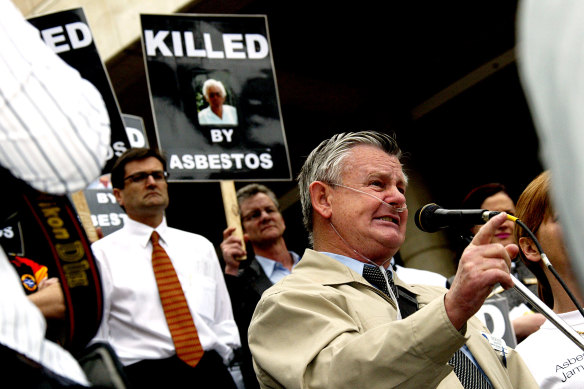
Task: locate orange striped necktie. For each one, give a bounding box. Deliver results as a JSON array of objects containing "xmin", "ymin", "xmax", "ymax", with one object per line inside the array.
[{"xmin": 151, "ymin": 231, "xmax": 204, "ymax": 367}]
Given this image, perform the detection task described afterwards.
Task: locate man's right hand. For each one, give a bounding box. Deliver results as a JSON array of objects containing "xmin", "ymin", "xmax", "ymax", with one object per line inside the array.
[
  {"xmin": 445, "ymin": 212, "xmax": 519, "ymax": 330},
  {"xmin": 221, "ymin": 226, "xmax": 246, "ymax": 276}
]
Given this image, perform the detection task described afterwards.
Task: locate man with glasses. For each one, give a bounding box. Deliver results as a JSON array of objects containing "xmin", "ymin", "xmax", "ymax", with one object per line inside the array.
[
  {"xmin": 91, "ymin": 148, "xmax": 240, "ymax": 388},
  {"xmin": 221, "ymin": 184, "xmax": 299, "ymax": 286},
  {"xmin": 220, "ymin": 183, "xmax": 300, "ymax": 389}
]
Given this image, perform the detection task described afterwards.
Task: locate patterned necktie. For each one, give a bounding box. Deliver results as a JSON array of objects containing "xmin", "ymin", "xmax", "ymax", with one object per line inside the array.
[
  {"xmin": 151, "ymin": 231, "xmax": 204, "ymax": 367},
  {"xmin": 362, "ymin": 265, "xmax": 399, "ymax": 299},
  {"xmin": 449, "ymin": 348, "xmax": 493, "ymax": 389}
]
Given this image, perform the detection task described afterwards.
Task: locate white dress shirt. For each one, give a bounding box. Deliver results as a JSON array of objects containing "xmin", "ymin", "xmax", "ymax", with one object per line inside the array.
[
  {"xmin": 91, "ymin": 217, "xmax": 241, "ymax": 366},
  {"xmin": 0, "ymin": 0, "xmax": 111, "ymax": 385}
]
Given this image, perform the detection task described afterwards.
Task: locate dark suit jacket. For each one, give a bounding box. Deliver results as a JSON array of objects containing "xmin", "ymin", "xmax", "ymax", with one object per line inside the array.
[{"xmin": 224, "ymin": 256, "xmax": 273, "ymax": 389}]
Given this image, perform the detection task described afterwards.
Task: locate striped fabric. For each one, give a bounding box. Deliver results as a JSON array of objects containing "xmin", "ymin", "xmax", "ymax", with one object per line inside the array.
[
  {"xmin": 151, "ymin": 231, "xmax": 204, "ymax": 367},
  {"xmin": 0, "ymin": 0, "xmax": 110, "ymax": 195}
]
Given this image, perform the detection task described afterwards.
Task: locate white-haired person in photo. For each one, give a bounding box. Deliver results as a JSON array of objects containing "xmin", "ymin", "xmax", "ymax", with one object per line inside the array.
[{"xmin": 198, "ymin": 79, "xmax": 238, "ymax": 126}]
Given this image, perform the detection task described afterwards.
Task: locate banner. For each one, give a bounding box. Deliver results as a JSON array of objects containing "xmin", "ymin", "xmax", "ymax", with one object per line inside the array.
[
  {"xmin": 141, "ymin": 14, "xmax": 291, "ymax": 181},
  {"xmin": 28, "ymin": 8, "xmax": 130, "ymax": 173},
  {"xmin": 0, "ymin": 220, "xmax": 23, "ymax": 256},
  {"xmin": 123, "ymin": 114, "xmax": 149, "ymax": 148},
  {"xmin": 83, "ymin": 188, "xmax": 127, "ymax": 237},
  {"xmin": 476, "ymin": 295, "xmax": 517, "ymax": 348}
]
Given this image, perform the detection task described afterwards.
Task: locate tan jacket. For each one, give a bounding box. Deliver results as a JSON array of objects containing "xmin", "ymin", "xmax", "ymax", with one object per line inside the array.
[{"xmin": 248, "ymin": 249, "xmax": 538, "ymax": 388}]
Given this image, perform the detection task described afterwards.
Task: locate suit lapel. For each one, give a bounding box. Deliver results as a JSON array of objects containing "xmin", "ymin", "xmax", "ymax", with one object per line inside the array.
[{"xmin": 249, "ymin": 258, "xmax": 273, "ymax": 296}]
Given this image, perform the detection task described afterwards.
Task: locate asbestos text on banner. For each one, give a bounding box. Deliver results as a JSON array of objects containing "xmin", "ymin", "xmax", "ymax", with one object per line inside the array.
[{"xmin": 141, "ymin": 13, "xmax": 291, "ymax": 182}]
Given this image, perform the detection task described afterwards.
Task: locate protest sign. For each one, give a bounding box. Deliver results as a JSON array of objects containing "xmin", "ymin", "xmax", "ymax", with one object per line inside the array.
[
  {"xmin": 477, "ymin": 295, "xmax": 517, "ymax": 348},
  {"xmin": 141, "ymin": 14, "xmax": 291, "ymax": 181},
  {"xmin": 123, "ymin": 114, "xmax": 149, "ymax": 148},
  {"xmin": 28, "ymin": 8, "xmax": 130, "ymax": 173}
]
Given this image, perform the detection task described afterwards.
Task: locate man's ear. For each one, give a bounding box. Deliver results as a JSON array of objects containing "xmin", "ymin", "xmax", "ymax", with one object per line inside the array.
[
  {"xmin": 519, "ymin": 236, "xmax": 541, "ymax": 262},
  {"xmin": 113, "ymin": 188, "xmax": 124, "ymax": 208},
  {"xmin": 309, "ymin": 181, "xmax": 333, "ymax": 220}
]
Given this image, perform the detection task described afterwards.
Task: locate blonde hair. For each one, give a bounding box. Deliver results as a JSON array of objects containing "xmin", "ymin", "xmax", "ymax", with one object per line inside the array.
[{"xmin": 514, "ymin": 171, "xmax": 554, "ymax": 307}]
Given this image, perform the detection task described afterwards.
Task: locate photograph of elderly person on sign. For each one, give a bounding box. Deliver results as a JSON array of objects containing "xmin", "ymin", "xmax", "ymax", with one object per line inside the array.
[{"xmin": 198, "ymin": 79, "xmax": 238, "ymax": 126}]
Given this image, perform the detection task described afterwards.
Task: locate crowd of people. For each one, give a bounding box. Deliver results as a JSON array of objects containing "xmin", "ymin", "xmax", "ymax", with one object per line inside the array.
[
  {"xmin": 2, "ymin": 0, "xmax": 584, "ymax": 388},
  {"xmin": 84, "ymin": 137, "xmax": 577, "ymax": 388}
]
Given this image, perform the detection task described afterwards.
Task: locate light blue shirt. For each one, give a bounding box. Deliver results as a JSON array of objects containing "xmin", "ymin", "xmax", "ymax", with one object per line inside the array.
[
  {"xmin": 256, "ymin": 251, "xmax": 300, "ymax": 284},
  {"xmin": 321, "ymin": 252, "xmax": 396, "ymax": 282}
]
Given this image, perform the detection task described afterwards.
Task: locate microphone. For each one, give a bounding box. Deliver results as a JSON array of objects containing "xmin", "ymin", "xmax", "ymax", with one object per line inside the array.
[{"xmin": 414, "ymin": 203, "xmax": 500, "ymax": 233}]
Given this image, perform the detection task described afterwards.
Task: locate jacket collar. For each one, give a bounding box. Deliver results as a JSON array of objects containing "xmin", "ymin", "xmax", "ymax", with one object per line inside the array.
[{"xmin": 295, "ymin": 249, "xmax": 421, "ymax": 298}]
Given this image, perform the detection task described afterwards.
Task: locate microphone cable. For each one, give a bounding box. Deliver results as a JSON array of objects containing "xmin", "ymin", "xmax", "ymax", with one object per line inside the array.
[
  {"xmin": 455, "ymin": 213, "xmax": 584, "ymax": 319},
  {"xmin": 507, "ymin": 214, "xmax": 584, "ymax": 320}
]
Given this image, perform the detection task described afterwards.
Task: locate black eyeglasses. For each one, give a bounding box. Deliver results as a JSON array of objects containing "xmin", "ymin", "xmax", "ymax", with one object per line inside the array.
[{"xmin": 123, "ymin": 170, "xmax": 168, "ymax": 184}]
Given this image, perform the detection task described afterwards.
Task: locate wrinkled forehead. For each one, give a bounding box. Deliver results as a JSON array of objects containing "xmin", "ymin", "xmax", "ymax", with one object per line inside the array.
[
  {"xmin": 240, "ymin": 192, "xmax": 278, "ymax": 211},
  {"xmin": 341, "ymin": 146, "xmax": 407, "ymax": 184}
]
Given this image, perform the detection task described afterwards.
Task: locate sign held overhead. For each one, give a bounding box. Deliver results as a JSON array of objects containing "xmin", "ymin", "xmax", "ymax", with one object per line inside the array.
[{"xmin": 141, "ymin": 14, "xmax": 291, "ymax": 182}]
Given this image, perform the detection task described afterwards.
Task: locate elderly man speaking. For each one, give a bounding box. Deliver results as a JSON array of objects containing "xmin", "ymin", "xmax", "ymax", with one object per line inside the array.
[{"xmin": 248, "ymin": 131, "xmax": 537, "ymax": 388}]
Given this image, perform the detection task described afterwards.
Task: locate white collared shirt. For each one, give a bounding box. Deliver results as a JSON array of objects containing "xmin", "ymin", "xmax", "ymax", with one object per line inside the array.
[{"xmin": 91, "ymin": 217, "xmax": 240, "ymax": 366}]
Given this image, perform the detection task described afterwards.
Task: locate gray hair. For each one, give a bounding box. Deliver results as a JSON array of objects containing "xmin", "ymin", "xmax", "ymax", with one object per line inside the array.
[
  {"xmin": 202, "ymin": 79, "xmax": 227, "ymax": 99},
  {"xmin": 236, "ymin": 183, "xmax": 279, "ymax": 209},
  {"xmin": 297, "ymin": 131, "xmax": 403, "ymax": 243}
]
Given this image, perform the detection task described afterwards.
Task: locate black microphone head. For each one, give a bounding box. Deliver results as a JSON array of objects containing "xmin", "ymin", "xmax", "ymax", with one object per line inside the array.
[
  {"xmin": 415, "ymin": 203, "xmax": 500, "ymax": 233},
  {"xmin": 414, "ymin": 203, "xmax": 442, "ymax": 233}
]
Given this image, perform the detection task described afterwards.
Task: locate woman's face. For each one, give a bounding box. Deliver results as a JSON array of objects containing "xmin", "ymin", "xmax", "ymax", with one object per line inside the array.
[{"xmin": 471, "ymin": 191, "xmax": 516, "ymax": 245}]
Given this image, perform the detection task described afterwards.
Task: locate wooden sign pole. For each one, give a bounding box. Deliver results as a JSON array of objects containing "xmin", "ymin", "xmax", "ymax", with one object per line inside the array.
[
  {"xmin": 220, "ymin": 180, "xmax": 246, "ymax": 260},
  {"xmin": 70, "ymin": 190, "xmax": 99, "ymax": 243}
]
